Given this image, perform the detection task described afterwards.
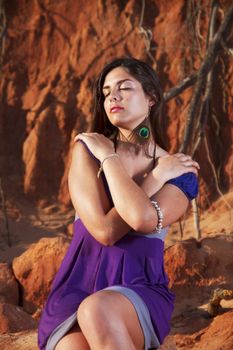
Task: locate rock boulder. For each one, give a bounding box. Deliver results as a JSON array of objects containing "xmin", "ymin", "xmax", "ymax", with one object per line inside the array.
[
  {"xmin": 0, "ymin": 263, "xmax": 18, "ymax": 305},
  {"xmin": 12, "ymin": 236, "xmax": 70, "ymax": 313},
  {"xmin": 0, "ymin": 303, "xmax": 37, "ymax": 333}
]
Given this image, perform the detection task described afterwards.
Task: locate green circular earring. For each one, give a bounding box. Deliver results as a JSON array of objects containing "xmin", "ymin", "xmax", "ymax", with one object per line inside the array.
[{"xmin": 138, "ymin": 126, "xmax": 150, "ymax": 139}]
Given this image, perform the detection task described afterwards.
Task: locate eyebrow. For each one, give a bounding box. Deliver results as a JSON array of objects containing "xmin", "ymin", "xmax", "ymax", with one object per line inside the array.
[{"xmin": 102, "ymin": 79, "xmax": 133, "ymax": 90}]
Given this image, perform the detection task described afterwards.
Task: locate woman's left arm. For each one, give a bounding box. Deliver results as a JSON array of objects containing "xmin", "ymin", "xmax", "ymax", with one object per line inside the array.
[
  {"xmin": 141, "ymin": 172, "xmax": 192, "ymax": 228},
  {"xmin": 104, "ymin": 160, "xmax": 196, "ymax": 231}
]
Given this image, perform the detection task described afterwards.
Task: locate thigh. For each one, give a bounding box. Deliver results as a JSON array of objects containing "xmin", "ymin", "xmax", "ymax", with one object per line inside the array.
[
  {"xmin": 78, "ymin": 290, "xmax": 145, "ymax": 349},
  {"xmin": 55, "ymin": 324, "xmax": 90, "ymax": 350}
]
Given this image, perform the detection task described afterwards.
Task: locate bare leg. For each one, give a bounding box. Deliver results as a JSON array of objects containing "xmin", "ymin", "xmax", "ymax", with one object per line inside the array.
[
  {"xmin": 77, "ymin": 290, "xmax": 145, "ymax": 350},
  {"xmin": 55, "ymin": 324, "xmax": 90, "ymax": 350}
]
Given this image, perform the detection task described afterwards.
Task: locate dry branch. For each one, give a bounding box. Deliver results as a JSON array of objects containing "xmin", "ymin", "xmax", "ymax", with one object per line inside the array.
[
  {"xmin": 180, "ymin": 4, "xmax": 233, "ymax": 154},
  {"xmin": 163, "ymin": 73, "xmax": 198, "ymax": 102},
  {"xmin": 192, "ymin": 2, "xmax": 232, "ymax": 214},
  {"xmin": 177, "ymin": 2, "xmax": 233, "ymax": 240},
  {"xmin": 203, "ymin": 135, "xmax": 232, "ymax": 212},
  {"xmin": 180, "ymin": 1, "xmax": 219, "ymax": 241},
  {"xmin": 138, "ymin": 0, "xmax": 156, "ymax": 65},
  {"xmin": 194, "ymin": 0, "xmax": 219, "ymax": 149},
  {"xmin": 207, "ymin": 288, "xmax": 233, "ymax": 317}
]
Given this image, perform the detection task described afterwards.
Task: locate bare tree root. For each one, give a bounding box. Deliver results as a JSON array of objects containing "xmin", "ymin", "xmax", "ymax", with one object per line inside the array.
[
  {"xmin": 175, "ymin": 3, "xmax": 233, "ymax": 239},
  {"xmin": 203, "ymin": 135, "xmax": 232, "ymax": 214},
  {"xmin": 164, "ymin": 73, "xmax": 198, "ymax": 102},
  {"xmin": 138, "ymin": 0, "xmax": 156, "ymax": 65},
  {"xmin": 191, "ymin": 198, "xmax": 201, "ymax": 240},
  {"xmin": 180, "ymin": 4, "xmax": 233, "ymax": 154},
  {"xmin": 207, "ymin": 288, "xmax": 233, "ymax": 317}
]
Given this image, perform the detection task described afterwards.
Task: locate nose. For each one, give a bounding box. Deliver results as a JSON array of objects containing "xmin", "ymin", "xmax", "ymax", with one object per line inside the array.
[{"xmin": 109, "ymin": 89, "xmax": 121, "ymax": 101}]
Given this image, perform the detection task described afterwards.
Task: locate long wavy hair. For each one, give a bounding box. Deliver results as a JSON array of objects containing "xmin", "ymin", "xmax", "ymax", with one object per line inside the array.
[{"xmin": 91, "ymin": 57, "xmax": 166, "ymax": 154}]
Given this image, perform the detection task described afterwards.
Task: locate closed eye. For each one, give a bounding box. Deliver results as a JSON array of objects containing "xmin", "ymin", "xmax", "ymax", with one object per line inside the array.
[{"xmin": 103, "ymin": 87, "xmax": 132, "ymax": 98}]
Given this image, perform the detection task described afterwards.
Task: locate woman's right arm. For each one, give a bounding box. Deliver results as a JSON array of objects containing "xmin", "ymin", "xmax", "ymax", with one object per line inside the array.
[
  {"xmin": 69, "ymin": 142, "xmax": 199, "ymax": 245},
  {"xmin": 68, "ymin": 141, "xmax": 133, "ymax": 246}
]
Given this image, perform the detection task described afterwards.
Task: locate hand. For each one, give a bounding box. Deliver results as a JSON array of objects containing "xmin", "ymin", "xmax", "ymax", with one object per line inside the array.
[
  {"xmin": 152, "ymin": 153, "xmax": 200, "ymax": 183},
  {"xmin": 74, "ymin": 133, "xmax": 116, "ymax": 161}
]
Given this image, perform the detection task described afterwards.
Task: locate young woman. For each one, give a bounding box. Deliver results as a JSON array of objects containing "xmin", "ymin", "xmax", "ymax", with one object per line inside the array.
[{"xmin": 38, "ymin": 58, "xmax": 199, "ymax": 350}]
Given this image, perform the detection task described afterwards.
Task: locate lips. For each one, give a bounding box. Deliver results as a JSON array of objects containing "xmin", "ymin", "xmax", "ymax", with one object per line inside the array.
[{"xmin": 110, "ymin": 106, "xmax": 124, "ymax": 113}]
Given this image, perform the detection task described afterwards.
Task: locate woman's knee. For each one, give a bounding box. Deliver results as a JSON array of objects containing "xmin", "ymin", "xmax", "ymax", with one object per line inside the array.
[
  {"xmin": 77, "ymin": 291, "xmax": 143, "ymax": 338},
  {"xmin": 78, "ymin": 292, "xmax": 133, "ymax": 347},
  {"xmin": 77, "ymin": 291, "xmax": 110, "ymax": 330}
]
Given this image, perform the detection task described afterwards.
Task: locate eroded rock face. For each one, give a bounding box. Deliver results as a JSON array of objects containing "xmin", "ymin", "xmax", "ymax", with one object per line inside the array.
[
  {"xmin": 0, "ymin": 303, "xmax": 37, "ymax": 333},
  {"xmin": 0, "ymin": 0, "xmax": 232, "ymax": 206},
  {"xmin": 0, "ymin": 263, "xmax": 19, "ymax": 305},
  {"xmin": 12, "ymin": 236, "xmax": 70, "ymax": 313}
]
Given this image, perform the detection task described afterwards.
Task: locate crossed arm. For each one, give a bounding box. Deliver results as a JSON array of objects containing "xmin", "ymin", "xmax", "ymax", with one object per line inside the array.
[{"xmin": 68, "ymin": 141, "xmax": 191, "ymax": 246}]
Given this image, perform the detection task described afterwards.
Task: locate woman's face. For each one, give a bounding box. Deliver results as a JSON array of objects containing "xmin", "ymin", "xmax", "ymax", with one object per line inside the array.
[{"xmin": 102, "ymin": 67, "xmax": 154, "ymax": 136}]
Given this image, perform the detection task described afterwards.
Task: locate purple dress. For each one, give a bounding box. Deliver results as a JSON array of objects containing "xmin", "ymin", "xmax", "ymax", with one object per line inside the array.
[{"xmin": 38, "ymin": 142, "xmax": 198, "ymax": 349}]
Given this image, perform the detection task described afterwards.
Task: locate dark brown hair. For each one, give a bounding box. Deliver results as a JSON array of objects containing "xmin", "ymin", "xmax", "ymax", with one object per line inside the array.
[{"xmin": 91, "ymin": 57, "xmax": 165, "ymax": 151}]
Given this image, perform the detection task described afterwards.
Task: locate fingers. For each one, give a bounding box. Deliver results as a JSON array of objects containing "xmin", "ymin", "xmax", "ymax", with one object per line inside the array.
[
  {"xmin": 74, "ymin": 132, "xmax": 101, "ymax": 139},
  {"xmin": 173, "ymin": 153, "xmax": 186, "ymax": 158},
  {"xmin": 73, "ymin": 133, "xmax": 87, "ymax": 143},
  {"xmin": 183, "ymin": 166, "xmax": 198, "ymax": 176},
  {"xmin": 73, "ymin": 132, "xmax": 93, "ymax": 143},
  {"xmin": 174, "ymin": 153, "xmax": 192, "ymax": 160},
  {"xmin": 174, "ymin": 153, "xmax": 200, "ymax": 170},
  {"xmin": 180, "ymin": 158, "xmax": 200, "ymax": 170},
  {"xmin": 183, "ymin": 160, "xmax": 200, "ymax": 169},
  {"xmin": 73, "ymin": 134, "xmax": 81, "ymax": 143}
]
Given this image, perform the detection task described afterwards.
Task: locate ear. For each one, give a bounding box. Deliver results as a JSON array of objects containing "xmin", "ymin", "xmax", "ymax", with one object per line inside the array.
[{"xmin": 149, "ymin": 98, "xmax": 155, "ymax": 107}]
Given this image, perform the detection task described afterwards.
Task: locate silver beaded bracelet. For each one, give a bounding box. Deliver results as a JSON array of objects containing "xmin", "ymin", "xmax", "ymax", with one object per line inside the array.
[{"xmin": 151, "ymin": 200, "xmax": 163, "ymax": 233}]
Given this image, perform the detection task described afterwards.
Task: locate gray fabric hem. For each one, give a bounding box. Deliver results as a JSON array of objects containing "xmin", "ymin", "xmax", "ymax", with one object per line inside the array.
[
  {"xmin": 104, "ymin": 286, "xmax": 160, "ymax": 350},
  {"xmin": 45, "ymin": 312, "xmax": 77, "ymax": 350},
  {"xmin": 128, "ymin": 227, "xmax": 168, "ymax": 240},
  {"xmin": 45, "ymin": 286, "xmax": 160, "ymax": 350}
]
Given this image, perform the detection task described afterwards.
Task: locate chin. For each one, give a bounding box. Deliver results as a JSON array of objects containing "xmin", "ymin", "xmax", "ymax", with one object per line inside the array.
[
  {"xmin": 109, "ymin": 117, "xmax": 131, "ymax": 128},
  {"xmin": 109, "ymin": 119, "xmax": 123, "ymax": 127},
  {"xmin": 112, "ymin": 123, "xmax": 131, "ymax": 131}
]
